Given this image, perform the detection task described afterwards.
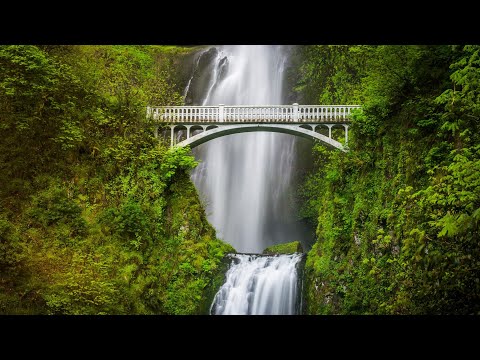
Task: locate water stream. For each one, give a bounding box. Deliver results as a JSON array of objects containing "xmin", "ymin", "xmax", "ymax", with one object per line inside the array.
[
  {"xmin": 184, "ymin": 45, "xmax": 309, "ymax": 314},
  {"xmin": 210, "ymin": 254, "xmax": 303, "ymax": 315}
]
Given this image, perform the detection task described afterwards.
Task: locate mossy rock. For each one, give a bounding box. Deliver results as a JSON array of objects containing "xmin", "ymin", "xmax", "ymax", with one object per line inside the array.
[{"xmin": 262, "ymin": 241, "xmax": 303, "ymax": 255}]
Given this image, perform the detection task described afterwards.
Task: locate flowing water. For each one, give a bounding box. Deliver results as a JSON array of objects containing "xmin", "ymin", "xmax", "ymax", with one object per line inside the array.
[
  {"xmin": 184, "ymin": 45, "xmax": 309, "ymax": 314},
  {"xmin": 210, "ymin": 254, "xmax": 303, "ymax": 315}
]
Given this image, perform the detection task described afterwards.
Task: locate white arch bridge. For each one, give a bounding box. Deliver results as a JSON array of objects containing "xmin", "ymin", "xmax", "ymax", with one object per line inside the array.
[{"xmin": 147, "ymin": 104, "xmax": 361, "ymax": 151}]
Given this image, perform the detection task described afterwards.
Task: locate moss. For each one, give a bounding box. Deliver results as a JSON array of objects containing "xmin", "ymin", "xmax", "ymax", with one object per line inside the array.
[
  {"xmin": 199, "ymin": 254, "xmax": 233, "ymax": 315},
  {"xmin": 262, "ymin": 241, "xmax": 303, "ymax": 255}
]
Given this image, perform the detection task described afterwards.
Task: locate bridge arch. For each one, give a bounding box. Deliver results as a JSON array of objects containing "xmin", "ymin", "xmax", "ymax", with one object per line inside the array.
[
  {"xmin": 174, "ymin": 124, "xmax": 347, "ymax": 151},
  {"xmin": 149, "ymin": 104, "xmax": 360, "ymax": 152}
]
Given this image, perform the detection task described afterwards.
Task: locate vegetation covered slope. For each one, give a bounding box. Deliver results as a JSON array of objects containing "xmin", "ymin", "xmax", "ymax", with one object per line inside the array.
[
  {"xmin": 0, "ymin": 45, "xmax": 234, "ymax": 314},
  {"xmin": 297, "ymin": 45, "xmax": 480, "ymax": 314}
]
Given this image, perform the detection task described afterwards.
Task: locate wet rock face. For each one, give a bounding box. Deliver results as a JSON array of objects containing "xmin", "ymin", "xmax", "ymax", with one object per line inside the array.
[{"xmin": 185, "ymin": 47, "xmax": 219, "ymax": 105}]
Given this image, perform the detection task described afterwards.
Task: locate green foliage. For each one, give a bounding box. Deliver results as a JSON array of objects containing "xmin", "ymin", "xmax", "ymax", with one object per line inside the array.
[
  {"xmin": 299, "ymin": 45, "xmax": 480, "ymax": 314},
  {"xmin": 0, "ymin": 45, "xmax": 234, "ymax": 315},
  {"xmin": 263, "ymin": 241, "xmax": 303, "ymax": 255},
  {"xmin": 27, "ymin": 181, "xmax": 86, "ymax": 236}
]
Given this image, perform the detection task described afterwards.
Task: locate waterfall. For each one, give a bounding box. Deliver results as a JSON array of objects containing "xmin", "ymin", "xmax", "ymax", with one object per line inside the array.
[
  {"xmin": 210, "ymin": 254, "xmax": 303, "ymax": 315},
  {"xmin": 188, "ymin": 45, "xmax": 311, "ymax": 254},
  {"xmin": 184, "ymin": 45, "xmax": 310, "ymax": 315}
]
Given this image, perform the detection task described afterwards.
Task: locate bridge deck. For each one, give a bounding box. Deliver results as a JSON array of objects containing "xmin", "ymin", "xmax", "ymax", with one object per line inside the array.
[{"xmin": 147, "ymin": 104, "xmax": 360, "ymax": 123}]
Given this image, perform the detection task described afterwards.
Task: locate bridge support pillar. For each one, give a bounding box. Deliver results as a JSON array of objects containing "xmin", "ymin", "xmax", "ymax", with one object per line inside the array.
[
  {"xmin": 327, "ymin": 124, "xmax": 333, "ymax": 139},
  {"xmin": 185, "ymin": 125, "xmax": 192, "ymax": 139},
  {"xmin": 344, "ymin": 124, "xmax": 349, "ymax": 145},
  {"xmin": 154, "ymin": 126, "xmax": 159, "ymax": 139},
  {"xmin": 170, "ymin": 125, "xmax": 175, "ymax": 148}
]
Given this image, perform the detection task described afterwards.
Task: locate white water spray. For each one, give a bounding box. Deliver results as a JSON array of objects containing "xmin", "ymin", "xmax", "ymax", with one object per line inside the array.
[{"xmin": 211, "ymin": 254, "xmax": 303, "ymax": 315}]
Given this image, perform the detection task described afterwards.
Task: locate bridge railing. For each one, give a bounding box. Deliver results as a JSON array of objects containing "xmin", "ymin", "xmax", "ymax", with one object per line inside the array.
[{"xmin": 147, "ymin": 104, "xmax": 361, "ymax": 123}]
